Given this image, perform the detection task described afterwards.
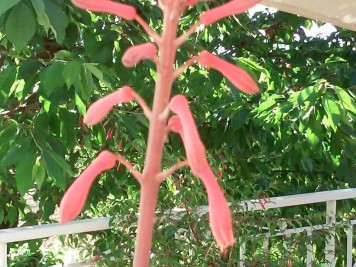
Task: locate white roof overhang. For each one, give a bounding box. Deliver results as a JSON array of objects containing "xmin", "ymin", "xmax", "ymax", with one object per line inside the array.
[{"xmin": 261, "ymin": 0, "xmax": 356, "ymax": 31}]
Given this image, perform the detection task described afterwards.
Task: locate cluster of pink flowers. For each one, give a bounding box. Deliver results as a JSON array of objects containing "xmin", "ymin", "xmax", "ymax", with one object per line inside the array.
[{"xmin": 60, "ymin": 0, "xmax": 259, "ymax": 265}]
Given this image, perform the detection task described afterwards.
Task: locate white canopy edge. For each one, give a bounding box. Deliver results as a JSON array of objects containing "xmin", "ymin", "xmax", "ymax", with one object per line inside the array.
[{"xmin": 261, "ymin": 0, "xmax": 356, "ymax": 31}]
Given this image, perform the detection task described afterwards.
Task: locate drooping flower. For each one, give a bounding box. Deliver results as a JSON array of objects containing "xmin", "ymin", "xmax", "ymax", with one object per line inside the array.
[
  {"xmin": 84, "ymin": 86, "xmax": 135, "ymax": 126},
  {"xmin": 168, "ymin": 95, "xmax": 235, "ymax": 251},
  {"xmin": 199, "ymin": 0, "xmax": 260, "ymax": 26},
  {"xmin": 169, "ymin": 96, "xmax": 207, "ymax": 173},
  {"xmin": 197, "ymin": 51, "xmax": 259, "ymax": 94},
  {"xmin": 122, "ymin": 43, "xmax": 157, "ymax": 68},
  {"xmin": 60, "ymin": 150, "xmax": 117, "ymax": 223},
  {"xmin": 71, "ymin": 0, "xmax": 137, "ymax": 20}
]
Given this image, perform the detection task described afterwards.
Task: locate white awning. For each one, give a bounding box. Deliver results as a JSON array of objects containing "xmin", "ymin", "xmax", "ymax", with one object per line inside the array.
[{"xmin": 261, "ymin": 0, "xmax": 356, "ymax": 31}]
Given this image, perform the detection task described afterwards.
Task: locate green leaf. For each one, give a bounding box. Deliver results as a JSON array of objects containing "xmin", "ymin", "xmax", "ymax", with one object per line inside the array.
[
  {"xmin": 83, "ymin": 63, "xmax": 104, "ymax": 82},
  {"xmin": 1, "ymin": 138, "xmax": 31, "ymax": 167},
  {"xmin": 306, "ymin": 117, "xmax": 322, "ymax": 147},
  {"xmin": 40, "ymin": 62, "xmax": 66, "ymax": 95},
  {"xmin": 0, "ymin": 209, "xmax": 4, "ymax": 223},
  {"xmin": 257, "ymin": 100, "xmax": 276, "ymax": 113},
  {"xmin": 5, "ymin": 2, "xmax": 36, "ymax": 51},
  {"xmin": 43, "ymin": 151, "xmax": 67, "ymax": 189},
  {"xmin": 16, "ymin": 151, "xmax": 36, "ymax": 196},
  {"xmin": 63, "ymin": 60, "xmax": 82, "ymax": 88},
  {"xmin": 32, "ymin": 158, "xmax": 46, "ymax": 190},
  {"xmin": 334, "ymin": 86, "xmax": 356, "ymax": 114},
  {"xmin": 75, "ymin": 93, "xmax": 87, "ymax": 115},
  {"xmin": 297, "ymin": 86, "xmax": 316, "ymax": 105},
  {"xmin": 238, "ymin": 57, "xmax": 270, "ymax": 78},
  {"xmin": 0, "ymin": 120, "xmax": 17, "ymax": 145},
  {"xmin": 322, "ymin": 94, "xmax": 341, "ymax": 131},
  {"xmin": 78, "ymin": 67, "xmax": 95, "ymax": 100},
  {"xmin": 31, "ymin": 0, "xmax": 51, "ymax": 32},
  {"xmin": 44, "ymin": 0, "xmax": 69, "ymax": 43},
  {"xmin": 0, "ymin": 0, "xmax": 20, "ymax": 16},
  {"xmin": 5, "ymin": 205, "xmax": 17, "ymax": 226},
  {"xmin": 0, "ymin": 66, "xmax": 17, "ymax": 98},
  {"xmin": 18, "ymin": 60, "xmax": 42, "ymax": 79},
  {"xmin": 48, "ymin": 151, "xmax": 75, "ymax": 176},
  {"xmin": 325, "ymin": 55, "xmax": 346, "ymax": 63}
]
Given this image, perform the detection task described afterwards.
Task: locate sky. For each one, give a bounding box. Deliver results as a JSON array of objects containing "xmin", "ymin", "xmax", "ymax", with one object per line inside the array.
[{"xmin": 248, "ymin": 4, "xmax": 337, "ymax": 38}]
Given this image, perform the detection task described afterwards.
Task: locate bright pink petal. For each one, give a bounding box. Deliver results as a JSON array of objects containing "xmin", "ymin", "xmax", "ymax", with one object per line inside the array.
[
  {"xmin": 199, "ymin": 0, "xmax": 260, "ymax": 26},
  {"xmin": 60, "ymin": 151, "xmax": 117, "ymax": 223},
  {"xmin": 197, "ymin": 51, "xmax": 259, "ymax": 94},
  {"xmin": 168, "ymin": 97, "xmax": 235, "ymax": 249},
  {"xmin": 204, "ymin": 169, "xmax": 235, "ymax": 250},
  {"xmin": 71, "ymin": 0, "xmax": 137, "ymax": 20},
  {"xmin": 169, "ymin": 96, "xmax": 207, "ymax": 173},
  {"xmin": 84, "ymin": 86, "xmax": 135, "ymax": 126},
  {"xmin": 122, "ymin": 43, "xmax": 157, "ymax": 68},
  {"xmin": 185, "ymin": 0, "xmax": 199, "ymax": 6}
]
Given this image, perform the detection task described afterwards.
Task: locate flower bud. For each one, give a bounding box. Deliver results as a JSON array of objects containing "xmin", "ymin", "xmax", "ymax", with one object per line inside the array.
[
  {"xmin": 84, "ymin": 86, "xmax": 134, "ymax": 126},
  {"xmin": 122, "ymin": 43, "xmax": 157, "ymax": 68},
  {"xmin": 72, "ymin": 0, "xmax": 137, "ymax": 20},
  {"xmin": 197, "ymin": 51, "xmax": 259, "ymax": 94},
  {"xmin": 199, "ymin": 0, "xmax": 260, "ymax": 26},
  {"xmin": 60, "ymin": 151, "xmax": 116, "ymax": 223}
]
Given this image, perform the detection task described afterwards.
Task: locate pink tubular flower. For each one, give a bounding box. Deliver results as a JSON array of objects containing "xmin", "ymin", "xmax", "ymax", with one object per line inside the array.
[
  {"xmin": 60, "ymin": 151, "xmax": 117, "ymax": 223},
  {"xmin": 84, "ymin": 86, "xmax": 134, "ymax": 126},
  {"xmin": 197, "ymin": 51, "xmax": 259, "ymax": 94},
  {"xmin": 199, "ymin": 0, "xmax": 260, "ymax": 26},
  {"xmin": 122, "ymin": 43, "xmax": 157, "ymax": 68},
  {"xmin": 169, "ymin": 96, "xmax": 207, "ymax": 173},
  {"xmin": 168, "ymin": 95, "xmax": 235, "ymax": 250},
  {"xmin": 71, "ymin": 0, "xmax": 137, "ymax": 20}
]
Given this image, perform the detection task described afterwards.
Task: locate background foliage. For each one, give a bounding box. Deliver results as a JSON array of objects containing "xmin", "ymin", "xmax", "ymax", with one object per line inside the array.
[{"xmin": 0, "ymin": 0, "xmax": 355, "ymax": 265}]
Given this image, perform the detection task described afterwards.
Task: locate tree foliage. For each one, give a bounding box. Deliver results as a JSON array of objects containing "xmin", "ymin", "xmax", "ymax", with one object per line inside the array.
[{"xmin": 0, "ymin": 0, "xmax": 355, "ymax": 265}]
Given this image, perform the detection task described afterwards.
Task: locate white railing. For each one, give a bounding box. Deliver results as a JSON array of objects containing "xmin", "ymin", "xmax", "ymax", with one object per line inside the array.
[{"xmin": 1, "ymin": 188, "xmax": 356, "ymax": 267}]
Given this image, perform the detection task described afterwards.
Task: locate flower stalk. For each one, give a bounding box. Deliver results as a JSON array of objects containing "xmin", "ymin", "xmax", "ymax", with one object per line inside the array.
[{"xmin": 61, "ymin": 0, "xmax": 261, "ymax": 266}]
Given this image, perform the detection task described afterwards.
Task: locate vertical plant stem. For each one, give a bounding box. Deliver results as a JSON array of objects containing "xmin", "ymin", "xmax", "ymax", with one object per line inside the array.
[
  {"xmin": 132, "ymin": 179, "xmax": 160, "ymax": 267},
  {"xmin": 132, "ymin": 3, "xmax": 181, "ymax": 267}
]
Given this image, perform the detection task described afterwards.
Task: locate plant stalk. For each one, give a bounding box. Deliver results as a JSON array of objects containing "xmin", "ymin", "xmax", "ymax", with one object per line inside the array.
[{"xmin": 132, "ymin": 3, "xmax": 180, "ymax": 267}]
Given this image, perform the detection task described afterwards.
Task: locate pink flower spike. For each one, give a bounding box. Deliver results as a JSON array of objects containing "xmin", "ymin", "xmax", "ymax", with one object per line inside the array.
[
  {"xmin": 122, "ymin": 43, "xmax": 157, "ymax": 68},
  {"xmin": 197, "ymin": 51, "xmax": 259, "ymax": 94},
  {"xmin": 60, "ymin": 151, "xmax": 117, "ymax": 223},
  {"xmin": 84, "ymin": 86, "xmax": 135, "ymax": 126},
  {"xmin": 199, "ymin": 0, "xmax": 260, "ymax": 26},
  {"xmin": 71, "ymin": 0, "xmax": 137, "ymax": 20}
]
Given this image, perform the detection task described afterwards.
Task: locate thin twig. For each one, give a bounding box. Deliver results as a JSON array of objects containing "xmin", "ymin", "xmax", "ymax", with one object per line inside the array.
[
  {"xmin": 175, "ymin": 22, "xmax": 200, "ymax": 46},
  {"xmin": 173, "ymin": 56, "xmax": 197, "ymax": 79},
  {"xmin": 156, "ymin": 160, "xmax": 188, "ymax": 182},
  {"xmin": 135, "ymin": 15, "xmax": 162, "ymax": 44},
  {"xmin": 227, "ymin": 244, "xmax": 235, "ymax": 267},
  {"xmin": 132, "ymin": 91, "xmax": 152, "ymax": 119},
  {"xmin": 184, "ymin": 202, "xmax": 203, "ymax": 245},
  {"xmin": 115, "ymin": 154, "xmax": 144, "ymax": 182}
]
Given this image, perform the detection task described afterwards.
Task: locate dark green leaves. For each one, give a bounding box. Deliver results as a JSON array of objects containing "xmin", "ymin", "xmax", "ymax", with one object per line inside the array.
[
  {"xmin": 322, "ymin": 94, "xmax": 341, "ymax": 131},
  {"xmin": 0, "ymin": 0, "xmax": 20, "ymax": 16},
  {"xmin": 31, "ymin": 0, "xmax": 51, "ymax": 32},
  {"xmin": 334, "ymin": 86, "xmax": 356, "ymax": 114},
  {"xmin": 44, "ymin": 0, "xmax": 69, "ymax": 43},
  {"xmin": 43, "ymin": 151, "xmax": 67, "ymax": 189},
  {"xmin": 5, "ymin": 2, "xmax": 36, "ymax": 50},
  {"xmin": 16, "ymin": 151, "xmax": 36, "ymax": 196}
]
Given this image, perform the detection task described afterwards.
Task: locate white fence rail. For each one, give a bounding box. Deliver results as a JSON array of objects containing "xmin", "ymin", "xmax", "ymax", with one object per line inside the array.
[{"xmin": 1, "ymin": 188, "xmax": 356, "ymax": 266}]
